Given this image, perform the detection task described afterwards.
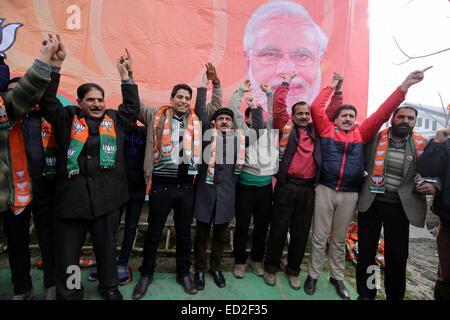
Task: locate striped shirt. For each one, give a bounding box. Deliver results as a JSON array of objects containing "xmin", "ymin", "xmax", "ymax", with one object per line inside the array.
[
  {"xmin": 376, "ymin": 137, "xmax": 407, "ymax": 203},
  {"xmin": 152, "ymin": 113, "xmax": 193, "ymax": 185}
]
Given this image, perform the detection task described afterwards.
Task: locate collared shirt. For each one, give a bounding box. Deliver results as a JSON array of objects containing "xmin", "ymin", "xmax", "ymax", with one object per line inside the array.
[{"xmin": 287, "ymin": 128, "xmax": 317, "ymax": 180}]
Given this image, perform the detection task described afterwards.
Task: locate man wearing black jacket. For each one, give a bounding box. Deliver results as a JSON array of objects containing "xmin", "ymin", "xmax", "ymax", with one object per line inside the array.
[
  {"xmin": 38, "ymin": 36, "xmax": 141, "ymax": 300},
  {"xmin": 417, "ymin": 126, "xmax": 450, "ymax": 300}
]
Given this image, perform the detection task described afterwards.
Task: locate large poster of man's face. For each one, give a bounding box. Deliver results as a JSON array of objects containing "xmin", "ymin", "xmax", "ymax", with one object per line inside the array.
[
  {"xmin": 244, "ymin": 1, "xmax": 327, "ymax": 112},
  {"xmin": 1, "ymin": 0, "xmax": 369, "ymax": 119}
]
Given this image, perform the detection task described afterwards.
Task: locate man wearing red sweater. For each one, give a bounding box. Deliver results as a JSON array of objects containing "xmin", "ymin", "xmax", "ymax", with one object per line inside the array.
[
  {"xmin": 304, "ymin": 68, "xmax": 430, "ymax": 300},
  {"xmin": 263, "ymin": 72, "xmax": 343, "ymax": 289}
]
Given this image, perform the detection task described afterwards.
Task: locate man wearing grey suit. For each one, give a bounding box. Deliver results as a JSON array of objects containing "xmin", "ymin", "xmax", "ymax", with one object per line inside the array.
[{"xmin": 356, "ymin": 106, "xmax": 438, "ymax": 300}]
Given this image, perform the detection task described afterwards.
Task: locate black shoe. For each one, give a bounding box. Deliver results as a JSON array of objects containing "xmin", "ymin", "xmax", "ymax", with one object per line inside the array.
[
  {"xmin": 211, "ymin": 270, "xmax": 226, "ymax": 288},
  {"xmin": 304, "ymin": 276, "xmax": 317, "ymax": 295},
  {"xmin": 357, "ymin": 295, "xmax": 372, "ymax": 300},
  {"xmin": 132, "ymin": 274, "xmax": 153, "ymax": 300},
  {"xmin": 176, "ymin": 275, "xmax": 198, "ymax": 295},
  {"xmin": 329, "ymin": 277, "xmax": 350, "ymax": 300},
  {"xmin": 194, "ymin": 272, "xmax": 205, "ymax": 291},
  {"xmin": 99, "ymin": 289, "xmax": 123, "ymax": 300}
]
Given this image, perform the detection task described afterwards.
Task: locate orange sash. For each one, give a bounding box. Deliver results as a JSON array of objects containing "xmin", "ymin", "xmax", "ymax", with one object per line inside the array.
[{"xmin": 369, "ymin": 128, "xmax": 426, "ymax": 193}]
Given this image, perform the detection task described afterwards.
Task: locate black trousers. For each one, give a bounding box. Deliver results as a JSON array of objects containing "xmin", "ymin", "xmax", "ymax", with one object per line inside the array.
[
  {"xmin": 117, "ymin": 194, "xmax": 145, "ymax": 266},
  {"xmin": 31, "ymin": 198, "xmax": 56, "ymax": 289},
  {"xmin": 233, "ymin": 182, "xmax": 272, "ymax": 264},
  {"xmin": 356, "ymin": 199, "xmax": 410, "ymax": 300},
  {"xmin": 264, "ymin": 181, "xmax": 315, "ymax": 276},
  {"xmin": 2, "ymin": 207, "xmax": 32, "ymax": 295},
  {"xmin": 194, "ymin": 220, "xmax": 229, "ymax": 272},
  {"xmin": 139, "ymin": 184, "xmax": 194, "ymax": 277},
  {"xmin": 54, "ymin": 209, "xmax": 120, "ymax": 300},
  {"xmin": 435, "ymin": 218, "xmax": 450, "ymax": 300}
]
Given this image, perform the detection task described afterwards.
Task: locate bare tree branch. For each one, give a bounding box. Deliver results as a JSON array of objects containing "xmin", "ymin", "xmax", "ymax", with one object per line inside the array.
[
  {"xmin": 393, "ymin": 36, "xmax": 450, "ymax": 65},
  {"xmin": 437, "ymin": 91, "xmax": 449, "ymax": 127}
]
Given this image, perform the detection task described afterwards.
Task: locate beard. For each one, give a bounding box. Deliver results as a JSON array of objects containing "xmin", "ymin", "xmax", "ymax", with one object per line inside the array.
[
  {"xmin": 248, "ymin": 64, "xmax": 321, "ymax": 115},
  {"xmin": 391, "ymin": 123, "xmax": 413, "ymax": 138}
]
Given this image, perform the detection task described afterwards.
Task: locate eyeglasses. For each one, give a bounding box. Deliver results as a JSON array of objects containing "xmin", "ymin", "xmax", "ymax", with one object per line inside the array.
[{"xmin": 251, "ymin": 48, "xmax": 318, "ymax": 67}]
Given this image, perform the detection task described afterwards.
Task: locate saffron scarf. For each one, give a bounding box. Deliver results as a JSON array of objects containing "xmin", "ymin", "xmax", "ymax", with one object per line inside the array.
[
  {"xmin": 153, "ymin": 106, "xmax": 201, "ymax": 174},
  {"xmin": 206, "ymin": 129, "xmax": 245, "ymax": 185},
  {"xmin": 369, "ymin": 128, "xmax": 426, "ymax": 193},
  {"xmin": 278, "ymin": 119, "xmax": 294, "ymax": 161},
  {"xmin": 1, "ymin": 96, "xmax": 32, "ymax": 214},
  {"xmin": 40, "ymin": 118, "xmax": 57, "ymax": 178},
  {"xmin": 67, "ymin": 114, "xmax": 117, "ymax": 178}
]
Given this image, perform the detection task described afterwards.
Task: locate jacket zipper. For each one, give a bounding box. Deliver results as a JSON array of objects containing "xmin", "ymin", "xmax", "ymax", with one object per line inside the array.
[{"xmin": 336, "ymin": 137, "xmax": 349, "ymax": 191}]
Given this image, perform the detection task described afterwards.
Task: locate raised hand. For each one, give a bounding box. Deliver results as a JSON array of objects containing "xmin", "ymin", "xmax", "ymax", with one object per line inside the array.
[
  {"xmin": 241, "ymin": 80, "xmax": 252, "ymax": 92},
  {"xmin": 433, "ymin": 127, "xmax": 450, "ymax": 144},
  {"xmin": 124, "ymin": 48, "xmax": 132, "ymax": 73},
  {"xmin": 260, "ymin": 84, "xmax": 271, "ymax": 95},
  {"xmin": 400, "ymin": 66, "xmax": 432, "ymax": 92},
  {"xmin": 117, "ymin": 53, "xmax": 130, "ymax": 81},
  {"xmin": 245, "ymin": 95, "xmax": 258, "ymax": 109},
  {"xmin": 205, "ymin": 62, "xmax": 219, "ymax": 82},
  {"xmin": 281, "ymin": 71, "xmax": 296, "ymax": 84},
  {"xmin": 39, "ymin": 34, "xmax": 62, "ymax": 66},
  {"xmin": 332, "ymin": 72, "xmax": 344, "ymax": 91}
]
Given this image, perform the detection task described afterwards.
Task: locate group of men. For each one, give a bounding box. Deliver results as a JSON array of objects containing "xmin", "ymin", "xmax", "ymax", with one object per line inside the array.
[{"xmin": 1, "ymin": 33, "xmax": 449, "ymax": 302}]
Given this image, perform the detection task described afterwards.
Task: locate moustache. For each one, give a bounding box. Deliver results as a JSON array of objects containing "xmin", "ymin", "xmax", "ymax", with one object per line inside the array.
[{"xmin": 343, "ymin": 121, "xmax": 352, "ymax": 125}]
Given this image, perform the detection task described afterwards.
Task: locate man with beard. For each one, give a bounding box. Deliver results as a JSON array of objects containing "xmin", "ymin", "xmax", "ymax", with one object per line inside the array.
[
  {"xmin": 304, "ymin": 67, "xmax": 430, "ymax": 300},
  {"xmin": 356, "ymin": 106, "xmax": 437, "ymax": 300},
  {"xmin": 243, "ymin": 1, "xmax": 327, "ymax": 113}
]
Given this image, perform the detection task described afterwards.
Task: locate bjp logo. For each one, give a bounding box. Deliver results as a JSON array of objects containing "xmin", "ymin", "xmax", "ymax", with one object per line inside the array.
[{"xmin": 0, "ymin": 18, "xmax": 22, "ymax": 55}]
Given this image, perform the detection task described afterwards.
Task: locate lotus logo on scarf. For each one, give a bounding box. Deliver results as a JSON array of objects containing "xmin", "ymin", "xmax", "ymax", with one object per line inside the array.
[
  {"xmin": 101, "ymin": 119, "xmax": 113, "ymax": 131},
  {"xmin": 371, "ymin": 175, "xmax": 384, "ymax": 185},
  {"xmin": 208, "ymin": 167, "xmax": 214, "ymax": 175},
  {"xmin": 162, "ymin": 145, "xmax": 173, "ymax": 153},
  {"xmin": 16, "ymin": 170, "xmax": 24, "ymax": 178},
  {"xmin": 17, "ymin": 195, "xmax": 29, "ymax": 203},
  {"xmin": 73, "ymin": 122, "xmax": 85, "ymax": 132},
  {"xmin": 377, "ymin": 151, "xmax": 385, "ymax": 156},
  {"xmin": 379, "ymin": 141, "xmax": 387, "ymax": 146},
  {"xmin": 375, "ymin": 160, "xmax": 384, "ymax": 166},
  {"xmin": 46, "ymin": 157, "xmax": 57, "ymax": 166},
  {"xmin": 102, "ymin": 145, "xmax": 116, "ymax": 154},
  {"xmin": 153, "ymin": 151, "xmax": 159, "ymax": 160},
  {"xmin": 17, "ymin": 181, "xmax": 27, "ymax": 189},
  {"xmin": 41, "ymin": 130, "xmax": 47, "ymax": 139},
  {"xmin": 67, "ymin": 148, "xmax": 75, "ymax": 157}
]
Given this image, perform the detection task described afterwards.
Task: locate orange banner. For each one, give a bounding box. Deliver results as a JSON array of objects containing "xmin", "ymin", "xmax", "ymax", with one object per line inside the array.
[{"xmin": 1, "ymin": 0, "xmax": 369, "ymax": 120}]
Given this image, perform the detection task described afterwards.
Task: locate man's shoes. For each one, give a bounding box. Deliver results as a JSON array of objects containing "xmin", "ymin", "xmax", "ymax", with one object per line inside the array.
[
  {"xmin": 117, "ymin": 264, "xmax": 132, "ymax": 285},
  {"xmin": 288, "ymin": 275, "xmax": 301, "ymax": 290},
  {"xmin": 210, "ymin": 271, "xmax": 226, "ymax": 288},
  {"xmin": 263, "ymin": 272, "xmax": 276, "ymax": 286},
  {"xmin": 194, "ymin": 272, "xmax": 205, "ymax": 291},
  {"xmin": 357, "ymin": 295, "xmax": 372, "ymax": 300},
  {"xmin": 249, "ymin": 259, "xmax": 264, "ymax": 277},
  {"xmin": 233, "ymin": 264, "xmax": 247, "ymax": 279},
  {"xmin": 304, "ymin": 275, "xmax": 317, "ymax": 295},
  {"xmin": 329, "ymin": 277, "xmax": 350, "ymax": 300},
  {"xmin": 99, "ymin": 288, "xmax": 123, "ymax": 300},
  {"xmin": 132, "ymin": 274, "xmax": 153, "ymax": 300},
  {"xmin": 45, "ymin": 286, "xmax": 57, "ymax": 300},
  {"xmin": 176, "ymin": 275, "xmax": 198, "ymax": 295},
  {"xmin": 12, "ymin": 288, "xmax": 33, "ymax": 300}
]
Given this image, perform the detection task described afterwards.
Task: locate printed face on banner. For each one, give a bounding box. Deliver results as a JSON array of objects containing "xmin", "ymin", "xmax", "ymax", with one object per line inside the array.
[
  {"xmin": 0, "ymin": 0, "xmax": 369, "ymax": 120},
  {"xmin": 244, "ymin": 2, "xmax": 325, "ymax": 112}
]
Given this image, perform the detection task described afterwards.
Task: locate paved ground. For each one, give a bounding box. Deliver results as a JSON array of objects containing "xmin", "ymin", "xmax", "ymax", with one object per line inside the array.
[{"xmin": 0, "ymin": 267, "xmax": 356, "ymax": 300}]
